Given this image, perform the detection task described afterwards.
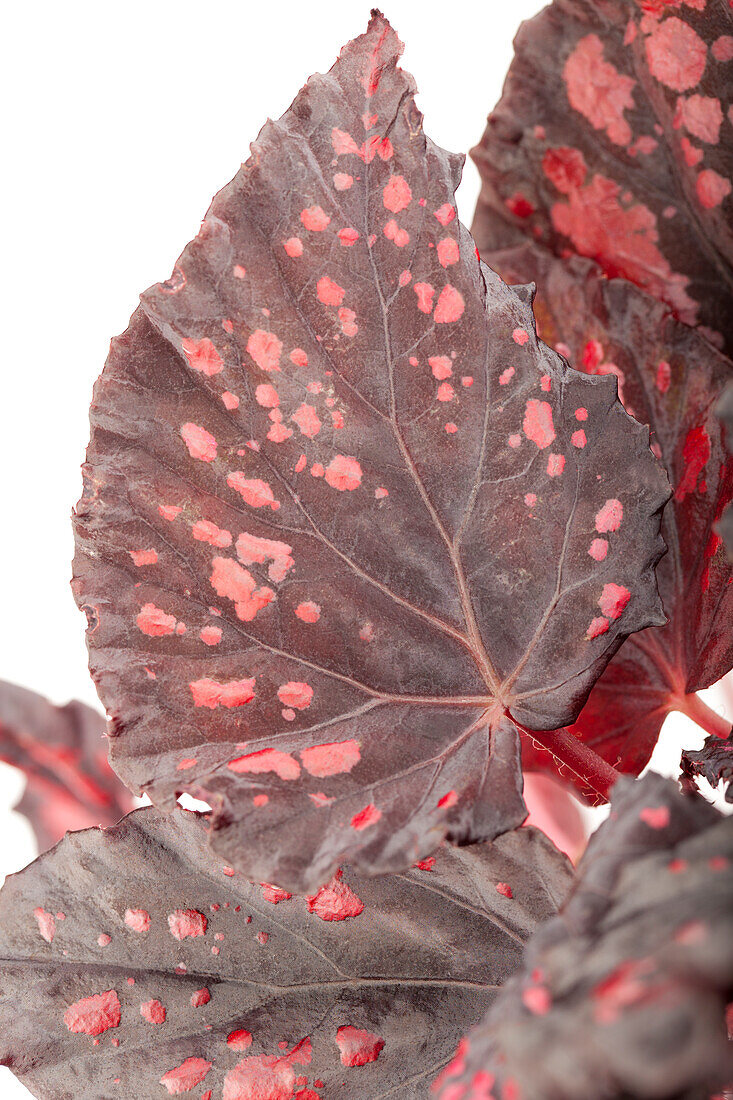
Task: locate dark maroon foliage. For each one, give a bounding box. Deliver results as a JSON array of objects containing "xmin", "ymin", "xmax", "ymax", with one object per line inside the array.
[
  {"xmin": 0, "ymin": 808, "xmax": 571, "ymax": 1099},
  {"xmin": 480, "ymin": 243, "xmax": 733, "ymax": 792},
  {"xmin": 434, "ymin": 774, "xmax": 733, "ymax": 1100},
  {"xmin": 681, "ymin": 731, "xmax": 733, "ymax": 803},
  {"xmin": 0, "ymin": 679, "xmax": 133, "ymax": 851},
  {"xmin": 719, "ymin": 380, "xmax": 733, "ymax": 556},
  {"xmin": 471, "ymin": 0, "xmax": 733, "ymax": 355},
  {"xmin": 71, "ymin": 13, "xmax": 669, "ymax": 892}
]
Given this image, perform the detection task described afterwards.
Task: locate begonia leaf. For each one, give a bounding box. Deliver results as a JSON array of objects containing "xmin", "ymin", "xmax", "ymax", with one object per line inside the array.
[
  {"xmin": 0, "ymin": 679, "xmax": 133, "ymax": 851},
  {"xmin": 434, "ymin": 773, "xmax": 733, "ymax": 1100},
  {"xmin": 471, "ymin": 0, "xmax": 733, "ymax": 355},
  {"xmin": 718, "ymin": 379, "xmax": 733, "ymax": 556},
  {"xmin": 72, "ymin": 12, "xmax": 669, "ymax": 891},
  {"xmin": 681, "ymin": 731, "xmax": 733, "ymax": 802},
  {"xmin": 485, "ymin": 242, "xmax": 733, "ymax": 791},
  {"xmin": 0, "ymin": 808, "xmax": 572, "ymax": 1100}
]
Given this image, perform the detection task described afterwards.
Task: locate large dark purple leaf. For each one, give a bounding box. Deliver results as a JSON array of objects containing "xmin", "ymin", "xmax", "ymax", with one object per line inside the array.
[
  {"xmin": 0, "ymin": 679, "xmax": 133, "ymax": 851},
  {"xmin": 434, "ymin": 774, "xmax": 733, "ymax": 1100},
  {"xmin": 72, "ymin": 13, "xmax": 669, "ymax": 891},
  {"xmin": 471, "ymin": 0, "xmax": 733, "ymax": 355},
  {"xmin": 0, "ymin": 809, "xmax": 571, "ymax": 1100},
  {"xmin": 483, "ymin": 242, "xmax": 733, "ymax": 793}
]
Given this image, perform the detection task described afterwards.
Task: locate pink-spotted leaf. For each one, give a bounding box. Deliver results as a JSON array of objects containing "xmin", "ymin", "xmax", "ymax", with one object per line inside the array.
[
  {"xmin": 434, "ymin": 774, "xmax": 733, "ymax": 1100},
  {"xmin": 72, "ymin": 13, "xmax": 669, "ymax": 892},
  {"xmin": 0, "ymin": 679, "xmax": 133, "ymax": 852},
  {"xmin": 0, "ymin": 807, "xmax": 572, "ymax": 1100},
  {"xmin": 486, "ymin": 243, "xmax": 733, "ymax": 796},
  {"xmin": 471, "ymin": 0, "xmax": 733, "ymax": 355}
]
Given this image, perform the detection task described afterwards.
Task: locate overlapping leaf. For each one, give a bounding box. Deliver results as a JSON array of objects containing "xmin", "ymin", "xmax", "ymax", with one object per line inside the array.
[
  {"xmin": 682, "ymin": 731, "xmax": 733, "ymax": 803},
  {"xmin": 434, "ymin": 774, "xmax": 733, "ymax": 1100},
  {"xmin": 0, "ymin": 679, "xmax": 133, "ymax": 851},
  {"xmin": 484, "ymin": 243, "xmax": 733, "ymax": 791},
  {"xmin": 471, "ymin": 0, "xmax": 733, "ymax": 355},
  {"xmin": 0, "ymin": 808, "xmax": 571, "ymax": 1100},
  {"xmin": 72, "ymin": 13, "xmax": 669, "ymax": 891},
  {"xmin": 719, "ymin": 380, "xmax": 733, "ymax": 555}
]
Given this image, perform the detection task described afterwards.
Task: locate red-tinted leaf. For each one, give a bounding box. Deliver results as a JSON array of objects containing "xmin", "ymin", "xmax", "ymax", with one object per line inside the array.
[
  {"xmin": 718, "ymin": 380, "xmax": 733, "ymax": 556},
  {"xmin": 0, "ymin": 808, "xmax": 572, "ymax": 1100},
  {"xmin": 0, "ymin": 678, "xmax": 133, "ymax": 851},
  {"xmin": 434, "ymin": 774, "xmax": 733, "ymax": 1100},
  {"xmin": 471, "ymin": 0, "xmax": 733, "ymax": 355},
  {"xmin": 682, "ymin": 731, "xmax": 733, "ymax": 803},
  {"xmin": 484, "ymin": 243, "xmax": 733, "ymax": 791},
  {"xmin": 72, "ymin": 13, "xmax": 669, "ymax": 891},
  {"xmin": 523, "ymin": 772, "xmax": 588, "ymax": 863}
]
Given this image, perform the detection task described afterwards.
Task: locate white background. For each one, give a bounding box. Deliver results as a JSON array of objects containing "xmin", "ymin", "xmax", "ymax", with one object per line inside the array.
[{"xmin": 0, "ymin": 3, "xmax": 730, "ymax": 1098}]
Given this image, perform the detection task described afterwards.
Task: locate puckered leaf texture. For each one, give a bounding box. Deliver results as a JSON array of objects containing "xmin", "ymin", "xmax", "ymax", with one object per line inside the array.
[
  {"xmin": 0, "ymin": 679, "xmax": 133, "ymax": 851},
  {"xmin": 0, "ymin": 808, "xmax": 571, "ymax": 1100},
  {"xmin": 72, "ymin": 12, "xmax": 669, "ymax": 891},
  {"xmin": 434, "ymin": 774, "xmax": 733, "ymax": 1100},
  {"xmin": 471, "ymin": 0, "xmax": 733, "ymax": 355},
  {"xmin": 484, "ymin": 243, "xmax": 733, "ymax": 795}
]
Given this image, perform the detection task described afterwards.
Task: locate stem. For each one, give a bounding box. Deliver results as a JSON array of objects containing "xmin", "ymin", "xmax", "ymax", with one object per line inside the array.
[
  {"xmin": 677, "ymin": 692, "xmax": 731, "ymax": 740},
  {"xmin": 517, "ymin": 723, "xmax": 621, "ymax": 802}
]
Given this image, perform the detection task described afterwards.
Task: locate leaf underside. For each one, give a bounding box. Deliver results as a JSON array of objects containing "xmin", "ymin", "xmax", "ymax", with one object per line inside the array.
[
  {"xmin": 0, "ymin": 809, "xmax": 572, "ymax": 1100},
  {"xmin": 483, "ymin": 244, "xmax": 733, "ymax": 794},
  {"xmin": 471, "ymin": 0, "xmax": 733, "ymax": 356},
  {"xmin": 718, "ymin": 380, "xmax": 733, "ymax": 556},
  {"xmin": 434, "ymin": 774, "xmax": 733, "ymax": 1100},
  {"xmin": 0, "ymin": 679, "xmax": 133, "ymax": 851},
  {"xmin": 72, "ymin": 12, "xmax": 669, "ymax": 891}
]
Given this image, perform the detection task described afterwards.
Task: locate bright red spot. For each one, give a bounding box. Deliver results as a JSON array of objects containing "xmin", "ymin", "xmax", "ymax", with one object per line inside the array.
[
  {"xmin": 228, "ymin": 748, "xmax": 301, "ymax": 780},
  {"xmin": 351, "ymin": 803, "xmax": 381, "ymax": 830},
  {"xmin": 160, "ymin": 1057, "xmax": 212, "ymax": 1095},
  {"xmin": 640, "ymin": 805, "xmax": 671, "ymax": 830},
  {"xmin": 294, "ymin": 601, "xmax": 321, "ymax": 623},
  {"xmin": 656, "ymin": 360, "xmax": 672, "ymax": 394},
  {"xmin": 595, "ymin": 498, "xmax": 623, "ymax": 532},
  {"xmin": 512, "ymin": 328, "xmax": 529, "ymax": 346},
  {"xmin": 438, "ymin": 790, "xmax": 458, "ymax": 808},
  {"xmin": 307, "ymin": 870, "xmax": 364, "ymax": 921},
  {"xmin": 300, "ymin": 739, "xmax": 361, "ymax": 777},
  {"xmin": 64, "ymin": 990, "xmax": 121, "ymax": 1036},
  {"xmin": 260, "ymin": 884, "xmax": 292, "ymax": 904},
  {"xmin": 137, "ymin": 602, "xmax": 177, "ymax": 637},
  {"xmin": 190, "ymin": 677, "xmax": 256, "ymax": 709},
  {"xmin": 325, "ymin": 454, "xmax": 362, "ymax": 491},
  {"xmin": 589, "ymin": 538, "xmax": 609, "ymax": 562},
  {"xmin": 223, "ymin": 1056, "xmax": 294, "ymax": 1100},
  {"xmin": 247, "ymin": 330, "xmax": 282, "ymax": 373},
  {"xmin": 563, "ymin": 34, "xmax": 636, "ymax": 145},
  {"xmin": 586, "ymin": 616, "xmax": 610, "ymax": 639},
  {"xmin": 284, "ymin": 237, "xmax": 303, "ymax": 258},
  {"xmin": 33, "ymin": 907, "xmax": 55, "ymax": 943},
  {"xmin": 335, "ymin": 1025, "xmax": 385, "ymax": 1067},
  {"xmin": 125, "ymin": 908, "xmax": 150, "ymax": 933},
  {"xmin": 696, "ymin": 168, "xmax": 732, "ymax": 209},
  {"xmin": 598, "ymin": 582, "xmax": 631, "ymax": 619},
  {"xmin": 277, "ymin": 682, "xmax": 313, "ymax": 709},
  {"xmin": 382, "ymin": 175, "xmax": 412, "ymax": 213},
  {"xmin": 190, "ymin": 988, "xmax": 210, "ymax": 1007},
  {"xmin": 542, "ymin": 146, "xmax": 587, "ymax": 193},
  {"xmin": 522, "ymin": 985, "xmax": 552, "ymax": 1015},
  {"xmin": 181, "ymin": 337, "xmax": 223, "ymax": 377},
  {"xmin": 645, "ymin": 17, "xmax": 707, "ymax": 92},
  {"xmin": 317, "ymin": 276, "xmax": 345, "ymax": 306},
  {"xmin": 523, "ymin": 400, "xmax": 556, "ymax": 448},
  {"xmin": 414, "ymin": 282, "xmax": 435, "ymax": 313},
  {"xmin": 168, "ymin": 909, "xmax": 207, "ymax": 941},
  {"xmin": 141, "ymin": 999, "xmax": 166, "ymax": 1024},
  {"xmin": 495, "ymin": 882, "xmax": 513, "ymax": 899},
  {"xmin": 227, "ymin": 1029, "xmax": 253, "ymax": 1050},
  {"xmin": 434, "ymin": 285, "xmax": 465, "ymax": 324},
  {"xmin": 300, "ymin": 206, "xmax": 330, "ymax": 231}
]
